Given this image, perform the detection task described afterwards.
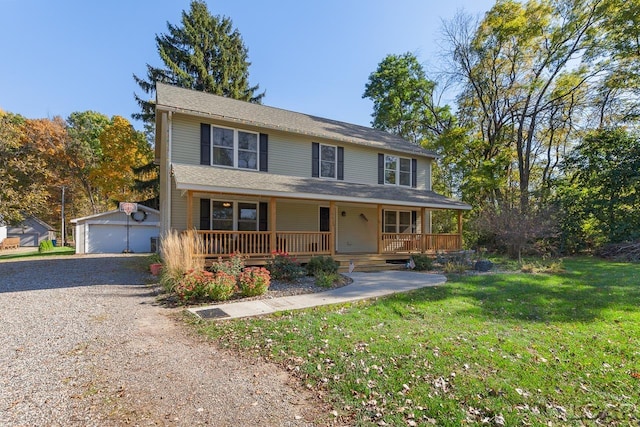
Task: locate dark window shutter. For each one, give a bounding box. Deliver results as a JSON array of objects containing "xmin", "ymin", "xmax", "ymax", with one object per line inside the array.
[
  {"xmin": 411, "ymin": 158, "xmax": 417, "ymax": 188},
  {"xmin": 378, "ymin": 153, "xmax": 384, "ymax": 184},
  {"xmin": 259, "ymin": 202, "xmax": 268, "ymax": 231},
  {"xmin": 312, "ymin": 142, "xmax": 320, "ymax": 177},
  {"xmin": 200, "ymin": 123, "xmax": 211, "ymax": 165},
  {"xmin": 337, "ymin": 147, "xmax": 344, "ymax": 180},
  {"xmin": 199, "ymin": 199, "xmax": 211, "ymax": 230},
  {"xmin": 411, "ymin": 211, "xmax": 417, "ymax": 232},
  {"xmin": 259, "ymin": 133, "xmax": 268, "ymax": 172}
]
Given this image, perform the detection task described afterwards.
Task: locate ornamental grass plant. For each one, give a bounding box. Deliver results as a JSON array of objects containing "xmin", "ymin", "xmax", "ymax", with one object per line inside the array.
[{"xmin": 159, "ymin": 230, "xmax": 205, "ymax": 292}]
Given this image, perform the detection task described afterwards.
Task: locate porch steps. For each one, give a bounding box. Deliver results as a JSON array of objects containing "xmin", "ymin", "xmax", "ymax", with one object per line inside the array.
[{"xmin": 333, "ymin": 254, "xmax": 411, "ymax": 273}]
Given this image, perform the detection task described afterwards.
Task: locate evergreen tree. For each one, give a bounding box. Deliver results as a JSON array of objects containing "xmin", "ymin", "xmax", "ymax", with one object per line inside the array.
[{"xmin": 133, "ymin": 0, "xmax": 264, "ymax": 124}]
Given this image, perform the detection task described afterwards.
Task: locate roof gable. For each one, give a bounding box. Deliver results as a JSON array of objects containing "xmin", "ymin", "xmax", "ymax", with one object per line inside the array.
[{"xmin": 155, "ymin": 83, "xmax": 436, "ymax": 158}]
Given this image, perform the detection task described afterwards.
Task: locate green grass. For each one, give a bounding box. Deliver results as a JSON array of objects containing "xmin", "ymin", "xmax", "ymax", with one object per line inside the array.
[
  {"xmin": 0, "ymin": 246, "xmax": 75, "ymax": 260},
  {"xmin": 193, "ymin": 258, "xmax": 640, "ymax": 426}
]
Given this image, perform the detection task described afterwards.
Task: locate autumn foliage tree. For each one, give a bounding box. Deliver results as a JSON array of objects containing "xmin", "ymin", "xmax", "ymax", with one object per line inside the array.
[
  {"xmin": 66, "ymin": 111, "xmax": 111, "ymax": 214},
  {"xmin": 0, "ymin": 110, "xmax": 50, "ymax": 224},
  {"xmin": 89, "ymin": 116, "xmax": 153, "ymax": 206}
]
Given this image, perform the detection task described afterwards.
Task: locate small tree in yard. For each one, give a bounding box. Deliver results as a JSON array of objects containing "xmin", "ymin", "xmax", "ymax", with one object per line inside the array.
[{"xmin": 474, "ymin": 204, "xmax": 559, "ymax": 261}]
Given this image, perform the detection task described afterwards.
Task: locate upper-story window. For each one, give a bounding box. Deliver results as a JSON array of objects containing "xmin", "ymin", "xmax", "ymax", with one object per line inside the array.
[
  {"xmin": 320, "ymin": 144, "xmax": 337, "ymax": 179},
  {"xmin": 384, "ymin": 155, "xmax": 412, "ymax": 186},
  {"xmin": 312, "ymin": 142, "xmax": 344, "ymax": 180},
  {"xmin": 211, "ymin": 126, "xmax": 258, "ymax": 170}
]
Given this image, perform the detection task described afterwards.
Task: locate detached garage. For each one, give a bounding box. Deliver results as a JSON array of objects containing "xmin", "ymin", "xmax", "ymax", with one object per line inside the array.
[{"xmin": 72, "ymin": 206, "xmax": 160, "ymax": 254}]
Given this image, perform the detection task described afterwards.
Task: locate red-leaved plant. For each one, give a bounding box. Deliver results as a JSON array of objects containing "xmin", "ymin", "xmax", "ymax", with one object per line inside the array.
[
  {"xmin": 175, "ymin": 270, "xmax": 237, "ymax": 303},
  {"xmin": 238, "ymin": 267, "xmax": 271, "ymax": 297}
]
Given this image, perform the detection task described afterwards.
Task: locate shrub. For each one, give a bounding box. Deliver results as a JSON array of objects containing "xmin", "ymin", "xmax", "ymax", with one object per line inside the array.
[
  {"xmin": 521, "ymin": 259, "xmax": 565, "ymax": 274},
  {"xmin": 238, "ymin": 267, "xmax": 271, "ymax": 297},
  {"xmin": 174, "ymin": 269, "xmax": 210, "ymax": 302},
  {"xmin": 159, "ymin": 230, "xmax": 205, "ymax": 292},
  {"xmin": 314, "ymin": 271, "xmax": 340, "ymax": 288},
  {"xmin": 266, "ymin": 251, "xmax": 305, "ymax": 281},
  {"xmin": 443, "ymin": 261, "xmax": 468, "ymax": 274},
  {"xmin": 305, "ymin": 256, "xmax": 339, "ymax": 276},
  {"xmin": 210, "ymin": 253, "xmax": 245, "ymax": 277},
  {"xmin": 411, "ymin": 254, "xmax": 434, "ymax": 271},
  {"xmin": 38, "ymin": 239, "xmax": 54, "ymax": 253},
  {"xmin": 174, "ymin": 270, "xmax": 237, "ymax": 303},
  {"xmin": 205, "ymin": 271, "xmax": 237, "ymax": 301}
]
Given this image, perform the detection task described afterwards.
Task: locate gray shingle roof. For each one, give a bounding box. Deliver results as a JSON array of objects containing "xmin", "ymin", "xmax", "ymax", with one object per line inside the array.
[
  {"xmin": 155, "ymin": 83, "xmax": 436, "ymax": 158},
  {"xmin": 172, "ymin": 163, "xmax": 471, "ymax": 210}
]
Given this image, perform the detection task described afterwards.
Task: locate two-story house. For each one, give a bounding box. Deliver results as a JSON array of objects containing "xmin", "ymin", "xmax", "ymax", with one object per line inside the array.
[{"xmin": 155, "ymin": 83, "xmax": 471, "ymax": 268}]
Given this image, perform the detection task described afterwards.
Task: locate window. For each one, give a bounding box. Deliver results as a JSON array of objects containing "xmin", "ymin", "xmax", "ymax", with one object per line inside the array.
[
  {"xmin": 237, "ymin": 202, "xmax": 258, "ymax": 231},
  {"xmin": 384, "ymin": 155, "xmax": 412, "ymax": 186},
  {"xmin": 211, "ymin": 126, "xmax": 258, "ymax": 170},
  {"xmin": 320, "ymin": 144, "xmax": 337, "ymax": 178},
  {"xmin": 212, "ymin": 127, "xmax": 234, "ymax": 167},
  {"xmin": 238, "ymin": 131, "xmax": 258, "ymax": 169},
  {"xmin": 212, "ymin": 201, "xmax": 234, "ymax": 230},
  {"xmin": 313, "ymin": 143, "xmax": 343, "ymax": 179},
  {"xmin": 383, "ymin": 210, "xmax": 414, "ymax": 233},
  {"xmin": 211, "ymin": 201, "xmax": 258, "ymax": 231}
]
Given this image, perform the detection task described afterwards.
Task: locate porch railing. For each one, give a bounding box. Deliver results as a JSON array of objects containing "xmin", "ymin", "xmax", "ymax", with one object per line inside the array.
[
  {"xmin": 195, "ymin": 231, "xmax": 331, "ymax": 257},
  {"xmin": 381, "ymin": 233, "xmax": 462, "ymax": 254},
  {"xmin": 193, "ymin": 231, "xmax": 461, "ymax": 257},
  {"xmin": 276, "ymin": 231, "xmax": 331, "ymax": 255}
]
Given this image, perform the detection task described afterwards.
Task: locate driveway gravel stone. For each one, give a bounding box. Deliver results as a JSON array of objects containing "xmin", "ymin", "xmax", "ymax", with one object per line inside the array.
[{"xmin": 0, "ymin": 255, "xmax": 325, "ymax": 426}]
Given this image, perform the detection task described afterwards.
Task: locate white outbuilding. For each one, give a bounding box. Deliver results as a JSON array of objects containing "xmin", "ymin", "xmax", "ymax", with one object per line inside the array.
[{"xmin": 71, "ymin": 205, "xmax": 160, "ymax": 254}]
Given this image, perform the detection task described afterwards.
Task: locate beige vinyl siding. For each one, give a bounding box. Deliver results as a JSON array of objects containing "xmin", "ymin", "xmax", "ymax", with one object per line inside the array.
[
  {"xmin": 276, "ymin": 201, "xmax": 319, "ymax": 231},
  {"xmin": 168, "ymin": 113, "xmax": 434, "ymax": 188},
  {"xmin": 343, "ymin": 144, "xmax": 378, "ymax": 184},
  {"xmin": 170, "ymin": 181, "xmax": 188, "ymax": 231},
  {"xmin": 171, "ymin": 115, "xmax": 201, "ymax": 164},
  {"xmin": 336, "ymin": 205, "xmax": 378, "ymax": 253},
  {"xmin": 268, "ymin": 131, "xmax": 312, "ymax": 177}
]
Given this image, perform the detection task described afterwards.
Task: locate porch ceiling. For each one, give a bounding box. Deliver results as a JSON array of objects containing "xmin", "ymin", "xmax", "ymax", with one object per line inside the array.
[{"xmin": 172, "ymin": 163, "xmax": 472, "ymax": 210}]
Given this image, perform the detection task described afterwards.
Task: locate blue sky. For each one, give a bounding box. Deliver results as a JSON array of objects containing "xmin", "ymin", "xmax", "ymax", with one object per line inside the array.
[{"xmin": 1, "ymin": 0, "xmax": 494, "ymax": 130}]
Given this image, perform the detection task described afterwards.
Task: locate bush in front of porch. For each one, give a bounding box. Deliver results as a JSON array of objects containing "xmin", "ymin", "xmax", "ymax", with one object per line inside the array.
[
  {"xmin": 306, "ymin": 255, "xmax": 340, "ymax": 288},
  {"xmin": 266, "ymin": 251, "xmax": 305, "ymax": 281},
  {"xmin": 159, "ymin": 235, "xmax": 272, "ymax": 304}
]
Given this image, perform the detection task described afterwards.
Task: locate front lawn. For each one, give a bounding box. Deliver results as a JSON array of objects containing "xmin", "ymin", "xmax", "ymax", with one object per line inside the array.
[
  {"xmin": 0, "ymin": 246, "xmax": 75, "ymax": 261},
  {"xmin": 194, "ymin": 258, "xmax": 640, "ymax": 425}
]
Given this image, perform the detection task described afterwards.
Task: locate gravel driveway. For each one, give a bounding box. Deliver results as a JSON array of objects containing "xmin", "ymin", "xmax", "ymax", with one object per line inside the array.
[{"xmin": 0, "ymin": 255, "xmax": 326, "ymax": 426}]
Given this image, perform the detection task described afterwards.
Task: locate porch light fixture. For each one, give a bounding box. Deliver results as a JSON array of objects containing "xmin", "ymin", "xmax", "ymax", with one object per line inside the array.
[
  {"xmin": 341, "ymin": 211, "xmax": 346, "ymax": 217},
  {"xmin": 222, "ymin": 202, "xmax": 231, "ymax": 207}
]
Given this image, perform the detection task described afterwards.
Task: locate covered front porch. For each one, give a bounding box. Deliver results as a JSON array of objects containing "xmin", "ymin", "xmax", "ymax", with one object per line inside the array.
[
  {"xmin": 184, "ymin": 193, "xmax": 465, "ymax": 259},
  {"xmin": 170, "ymin": 163, "xmax": 472, "ymax": 267}
]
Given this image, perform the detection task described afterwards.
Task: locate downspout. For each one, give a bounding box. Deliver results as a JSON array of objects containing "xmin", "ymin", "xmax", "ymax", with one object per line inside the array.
[
  {"xmin": 160, "ymin": 111, "xmax": 173, "ymax": 237},
  {"xmin": 166, "ymin": 111, "xmax": 173, "ymax": 235}
]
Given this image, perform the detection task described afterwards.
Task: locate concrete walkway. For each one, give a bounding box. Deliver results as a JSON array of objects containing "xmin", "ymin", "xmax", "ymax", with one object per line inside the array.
[{"xmin": 190, "ymin": 270, "xmax": 446, "ymax": 320}]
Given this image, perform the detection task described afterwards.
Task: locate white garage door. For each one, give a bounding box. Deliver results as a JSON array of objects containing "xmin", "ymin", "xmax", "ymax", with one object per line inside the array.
[{"xmin": 87, "ymin": 224, "xmax": 158, "ymax": 254}]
